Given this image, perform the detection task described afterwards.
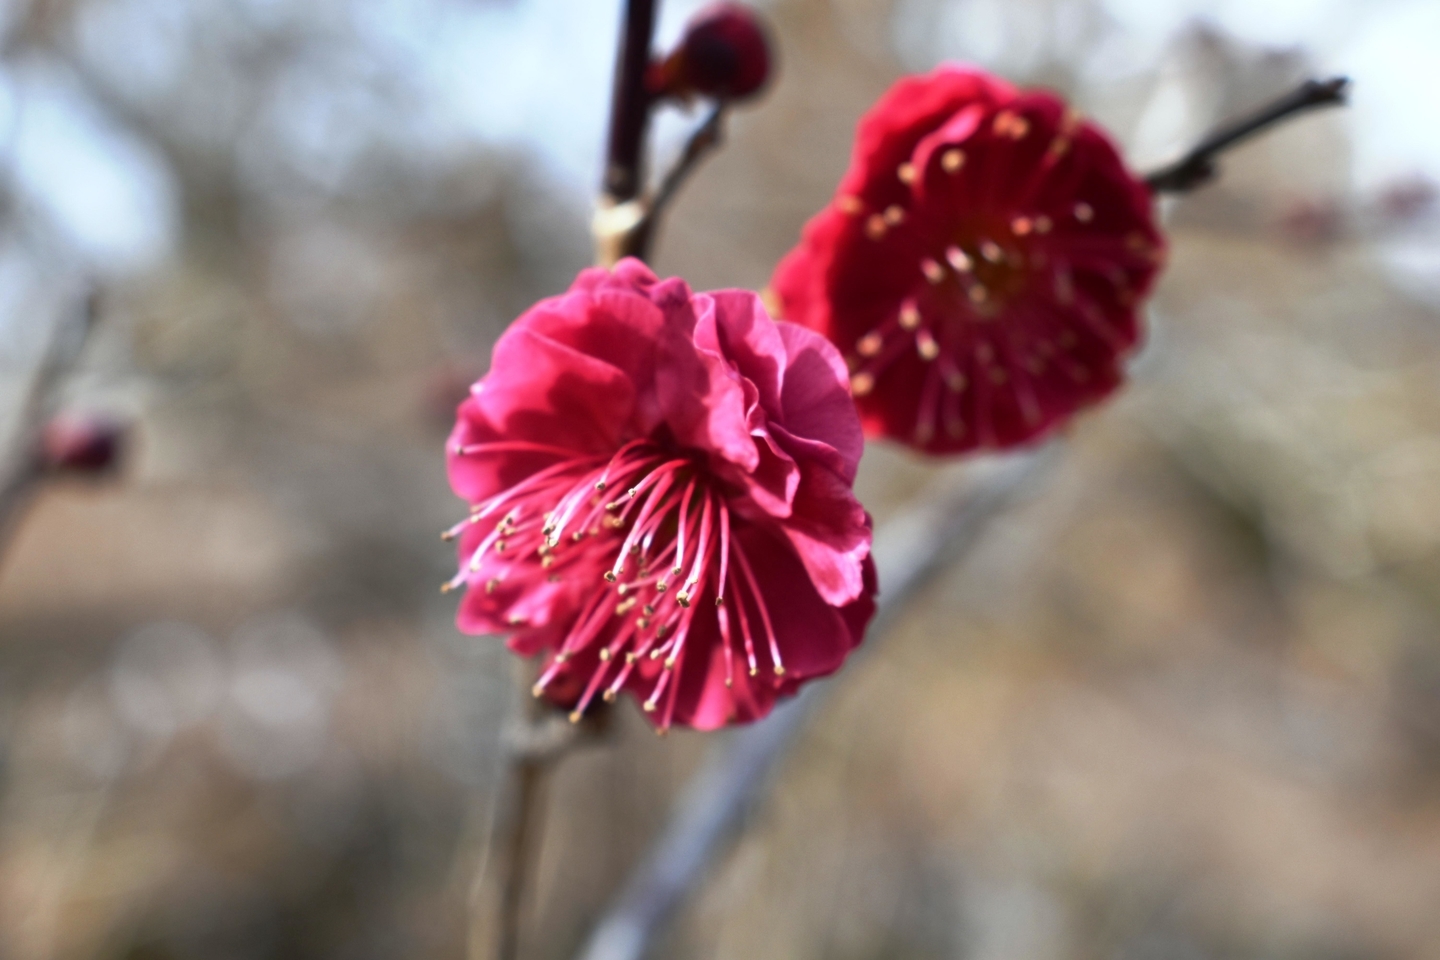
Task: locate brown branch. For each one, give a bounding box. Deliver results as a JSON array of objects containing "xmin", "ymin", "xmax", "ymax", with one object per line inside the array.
[
  {"xmin": 1145, "ymin": 76, "xmax": 1350, "ymax": 194},
  {"xmin": 602, "ymin": 0, "xmax": 659, "ymax": 203},
  {"xmin": 594, "ymin": 0, "xmax": 660, "ymax": 268},
  {"xmin": 485, "ymin": 3, "xmax": 663, "ymax": 956},
  {"xmin": 481, "ymin": 668, "xmax": 610, "ymax": 960},
  {"xmin": 494, "ymin": 752, "xmax": 547, "ymax": 960}
]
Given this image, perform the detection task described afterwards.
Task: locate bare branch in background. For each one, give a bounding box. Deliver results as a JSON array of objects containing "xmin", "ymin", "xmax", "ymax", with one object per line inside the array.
[
  {"xmin": 1146, "ymin": 76, "xmax": 1350, "ymax": 194},
  {"xmin": 574, "ymin": 444, "xmax": 1061, "ymax": 960}
]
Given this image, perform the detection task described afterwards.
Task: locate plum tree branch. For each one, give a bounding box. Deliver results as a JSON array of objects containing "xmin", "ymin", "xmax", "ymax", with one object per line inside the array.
[{"xmin": 1145, "ymin": 76, "xmax": 1350, "ymax": 194}]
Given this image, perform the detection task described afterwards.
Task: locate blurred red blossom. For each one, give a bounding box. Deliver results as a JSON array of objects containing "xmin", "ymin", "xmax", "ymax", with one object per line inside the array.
[
  {"xmin": 1277, "ymin": 195, "xmax": 1344, "ymax": 245},
  {"xmin": 772, "ymin": 65, "xmax": 1166, "ymax": 455},
  {"xmin": 648, "ymin": 2, "xmax": 772, "ymax": 103},
  {"xmin": 37, "ymin": 413, "xmax": 126, "ymax": 476},
  {"xmin": 1377, "ymin": 175, "xmax": 1437, "ymax": 222},
  {"xmin": 445, "ymin": 260, "xmax": 874, "ymax": 731}
]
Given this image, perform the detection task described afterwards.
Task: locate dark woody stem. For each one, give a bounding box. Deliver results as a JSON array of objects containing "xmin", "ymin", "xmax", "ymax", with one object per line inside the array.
[
  {"xmin": 1145, "ymin": 76, "xmax": 1350, "ymax": 194},
  {"xmin": 486, "ymin": 3, "xmax": 661, "ymax": 959},
  {"xmin": 603, "ymin": 0, "xmax": 658, "ymax": 201},
  {"xmin": 595, "ymin": 0, "xmax": 660, "ymax": 266},
  {"xmin": 495, "ymin": 749, "xmax": 546, "ymax": 960}
]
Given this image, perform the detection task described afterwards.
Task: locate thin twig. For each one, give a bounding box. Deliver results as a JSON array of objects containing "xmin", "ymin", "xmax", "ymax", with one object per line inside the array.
[
  {"xmin": 482, "ymin": 660, "xmax": 609, "ymax": 960},
  {"xmin": 651, "ymin": 104, "xmax": 726, "ymax": 217},
  {"xmin": 495, "ymin": 752, "xmax": 547, "ymax": 960},
  {"xmin": 1145, "ymin": 76, "xmax": 1349, "ymax": 194},
  {"xmin": 574, "ymin": 445, "xmax": 1061, "ymax": 960},
  {"xmin": 625, "ymin": 103, "xmax": 727, "ymax": 260}
]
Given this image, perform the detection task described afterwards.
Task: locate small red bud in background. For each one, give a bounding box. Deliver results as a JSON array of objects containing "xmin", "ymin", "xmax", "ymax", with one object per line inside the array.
[
  {"xmin": 648, "ymin": 2, "xmax": 773, "ymax": 103},
  {"xmin": 1277, "ymin": 196, "xmax": 1344, "ymax": 245},
  {"xmin": 1377, "ymin": 175, "xmax": 1437, "ymax": 222},
  {"xmin": 37, "ymin": 413, "xmax": 126, "ymax": 476}
]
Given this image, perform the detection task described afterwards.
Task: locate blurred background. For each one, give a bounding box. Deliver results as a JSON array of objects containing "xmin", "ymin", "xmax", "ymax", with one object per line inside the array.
[{"xmin": 0, "ymin": 0, "xmax": 1438, "ymax": 958}]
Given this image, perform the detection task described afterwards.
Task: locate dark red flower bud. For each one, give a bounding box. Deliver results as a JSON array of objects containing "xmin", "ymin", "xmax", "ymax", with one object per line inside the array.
[
  {"xmin": 38, "ymin": 413, "xmax": 126, "ymax": 475},
  {"xmin": 648, "ymin": 2, "xmax": 772, "ymax": 103}
]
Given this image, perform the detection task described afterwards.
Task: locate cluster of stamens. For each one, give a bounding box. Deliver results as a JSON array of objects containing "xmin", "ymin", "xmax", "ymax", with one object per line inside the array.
[{"xmin": 444, "ymin": 438, "xmax": 789, "ymax": 731}]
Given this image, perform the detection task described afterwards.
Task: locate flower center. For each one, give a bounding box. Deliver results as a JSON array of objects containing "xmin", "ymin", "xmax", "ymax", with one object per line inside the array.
[{"xmin": 445, "ymin": 437, "xmax": 789, "ymax": 729}]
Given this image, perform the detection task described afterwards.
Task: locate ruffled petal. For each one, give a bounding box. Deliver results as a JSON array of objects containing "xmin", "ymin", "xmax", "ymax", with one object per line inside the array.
[{"xmin": 775, "ymin": 322, "xmax": 864, "ymax": 482}]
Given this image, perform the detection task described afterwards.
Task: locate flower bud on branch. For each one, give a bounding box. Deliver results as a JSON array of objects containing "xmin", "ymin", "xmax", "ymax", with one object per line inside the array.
[{"xmin": 647, "ymin": 2, "xmax": 773, "ymax": 104}]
